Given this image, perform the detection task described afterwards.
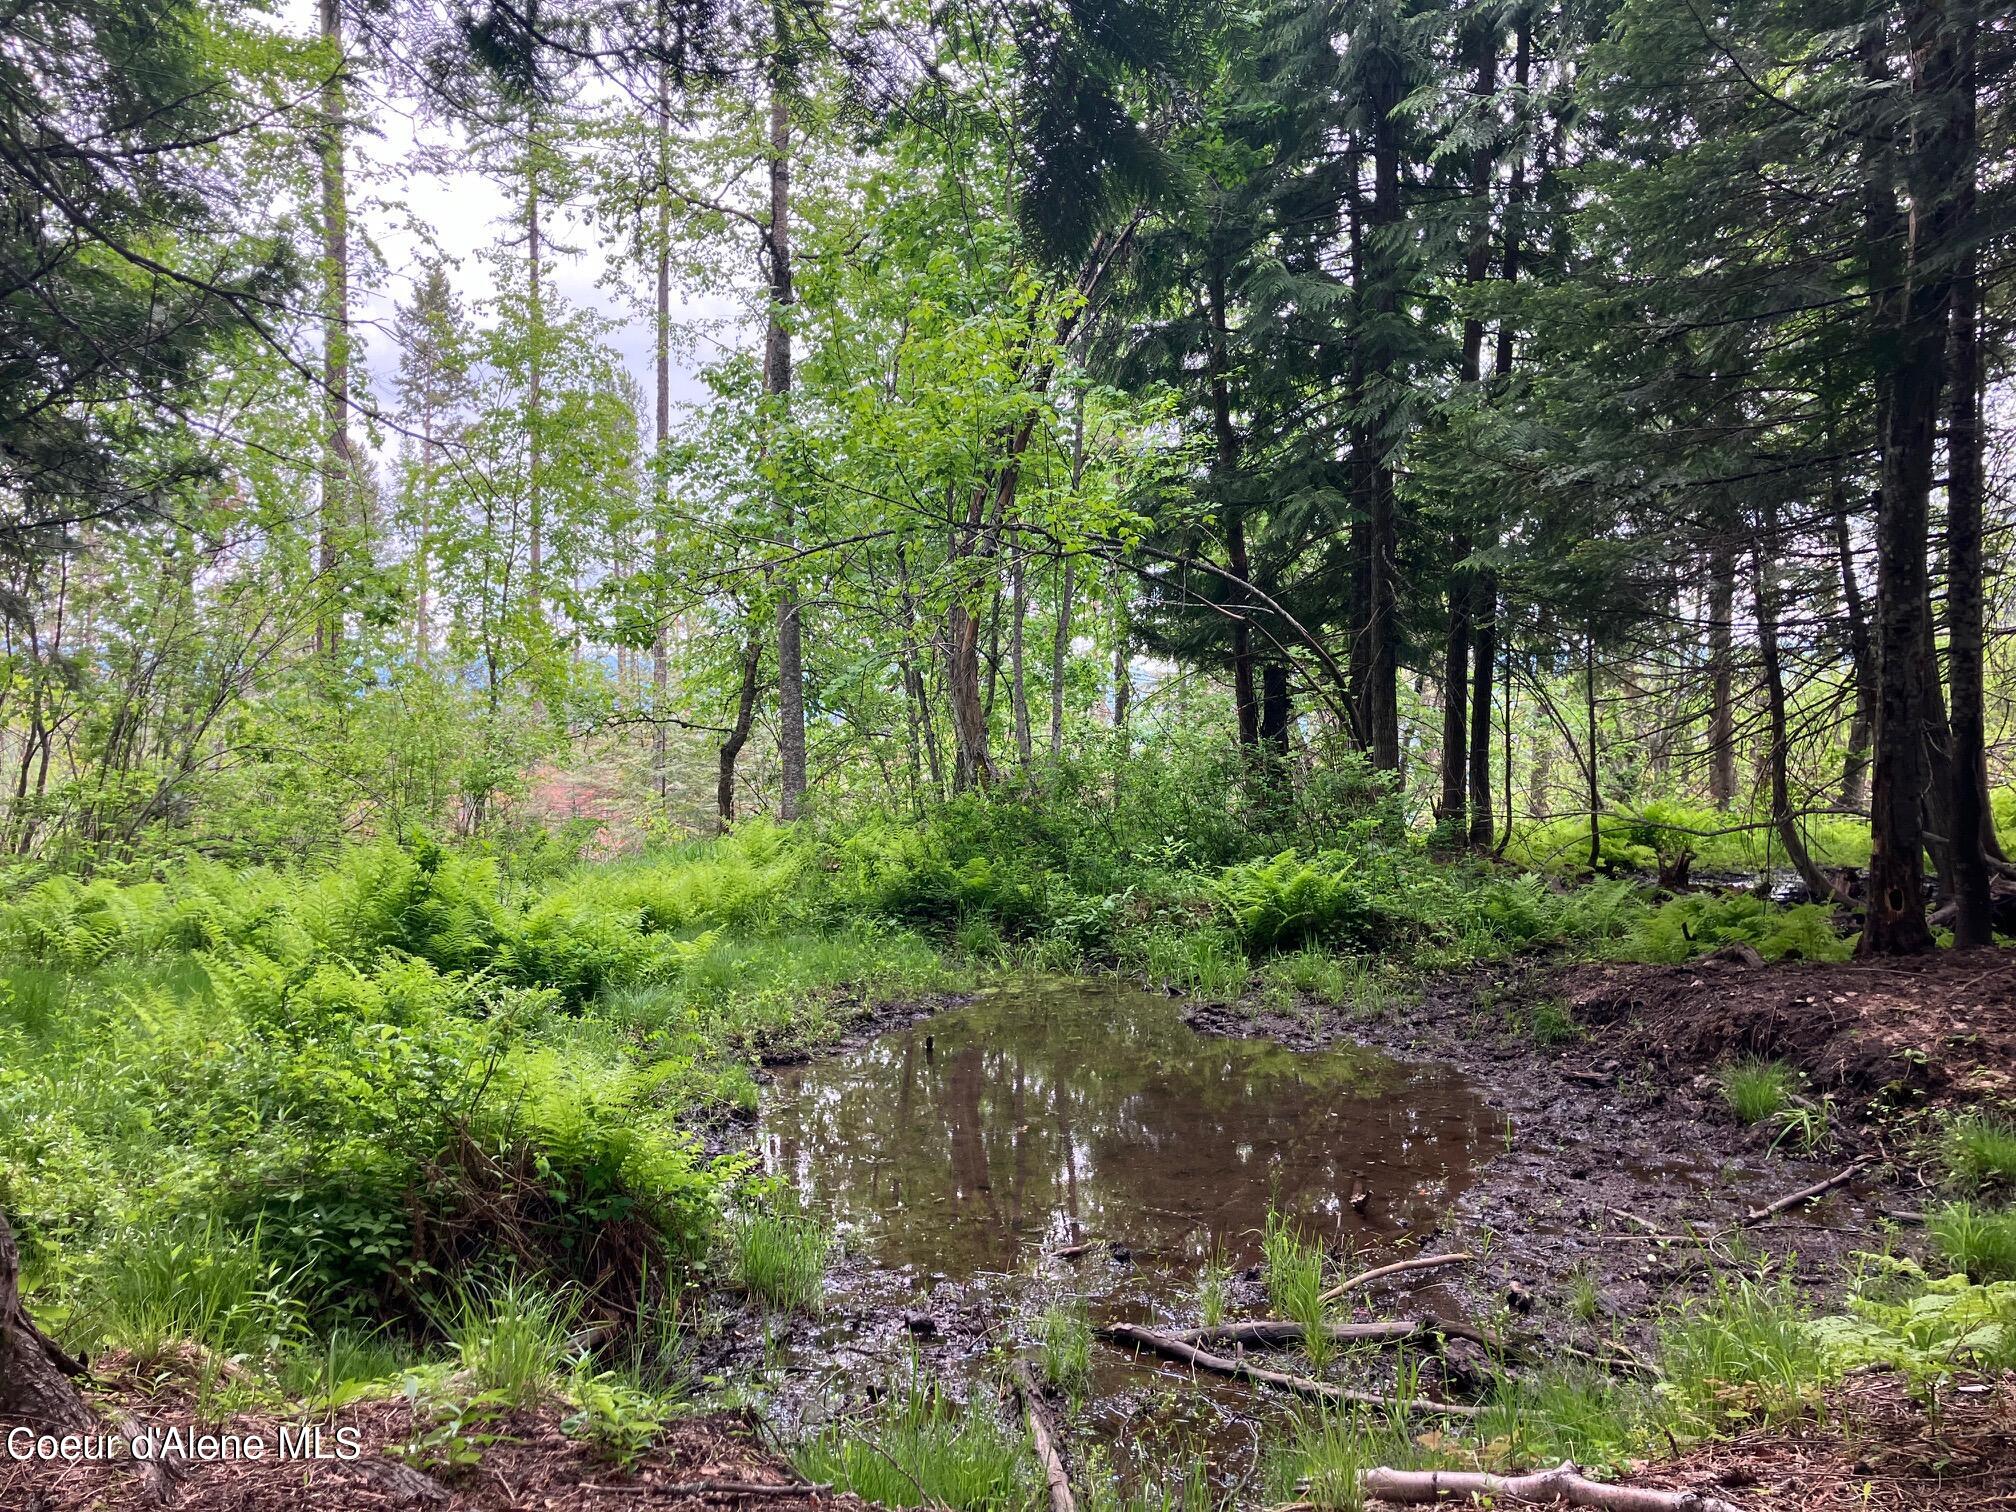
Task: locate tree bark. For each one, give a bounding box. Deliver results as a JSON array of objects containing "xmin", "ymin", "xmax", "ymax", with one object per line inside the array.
[
  {"xmin": 1206, "ymin": 258, "xmax": 1259, "ymax": 747},
  {"xmin": 1440, "ymin": 15, "xmax": 1501, "ymax": 836},
  {"xmin": 1010, "ymin": 555, "xmax": 1033, "ymax": 769},
  {"xmin": 1586, "ymin": 634, "xmax": 1602, "ymax": 872},
  {"xmin": 766, "ymin": 15, "xmax": 806, "ymax": 820},
  {"xmin": 717, "ymin": 633, "xmax": 761, "ymax": 832},
  {"xmin": 1753, "ymin": 514, "xmax": 1838, "ymax": 903},
  {"xmin": 651, "ymin": 54, "xmax": 673, "ymax": 808},
  {"xmin": 1945, "ymin": 0, "xmax": 1993, "ymax": 943},
  {"xmin": 1364, "ymin": 45, "xmax": 1404, "ymax": 773},
  {"xmin": 1860, "ymin": 3, "xmax": 1960, "ymax": 956},
  {"xmin": 1830, "ymin": 459, "xmax": 1876, "ymax": 812},
  {"xmin": 1705, "ymin": 543, "xmax": 1737, "ymax": 808},
  {"xmin": 315, "ymin": 0, "xmax": 352, "ymax": 662},
  {"xmin": 1050, "ymin": 553, "xmax": 1074, "ymax": 761}
]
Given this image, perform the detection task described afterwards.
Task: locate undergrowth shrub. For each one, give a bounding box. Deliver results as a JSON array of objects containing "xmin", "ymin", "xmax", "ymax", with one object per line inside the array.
[{"xmin": 1623, "ymin": 894, "xmax": 1852, "ymax": 964}]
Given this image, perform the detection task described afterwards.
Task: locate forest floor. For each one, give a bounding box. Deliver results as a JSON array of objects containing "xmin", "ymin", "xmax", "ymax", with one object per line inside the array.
[
  {"xmin": 6, "ymin": 949, "xmax": 2012, "ymax": 1511},
  {"xmin": 0, "ymin": 1391, "xmax": 859, "ymax": 1511},
  {"xmin": 1188, "ymin": 945, "xmax": 2016, "ymax": 1510}
]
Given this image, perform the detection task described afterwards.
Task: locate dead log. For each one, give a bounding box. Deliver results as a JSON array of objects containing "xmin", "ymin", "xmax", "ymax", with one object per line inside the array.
[
  {"xmin": 1096, "ymin": 1323, "xmax": 1481, "ymax": 1419},
  {"xmin": 1742, "ymin": 1159, "xmax": 1871, "ymax": 1224},
  {"xmin": 0, "ymin": 1209, "xmax": 181, "ymax": 1504},
  {"xmin": 1317, "ymin": 1251, "xmax": 1472, "ymax": 1305},
  {"xmin": 1361, "ymin": 1460, "xmax": 1744, "ymax": 1511},
  {"xmin": 1010, "ymin": 1362, "xmax": 1076, "ymax": 1512}
]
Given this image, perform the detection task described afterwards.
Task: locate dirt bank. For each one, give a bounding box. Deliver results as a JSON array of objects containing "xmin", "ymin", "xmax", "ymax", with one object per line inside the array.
[{"xmin": 0, "ymin": 1391, "xmax": 857, "ymax": 1512}]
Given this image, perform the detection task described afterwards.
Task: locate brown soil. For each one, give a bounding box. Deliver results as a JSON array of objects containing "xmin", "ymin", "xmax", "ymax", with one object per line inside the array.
[
  {"xmin": 1521, "ymin": 1369, "xmax": 2016, "ymax": 1512},
  {"xmin": 0, "ymin": 1391, "xmax": 860, "ymax": 1512},
  {"xmin": 1560, "ymin": 947, "xmax": 2016, "ymax": 1108}
]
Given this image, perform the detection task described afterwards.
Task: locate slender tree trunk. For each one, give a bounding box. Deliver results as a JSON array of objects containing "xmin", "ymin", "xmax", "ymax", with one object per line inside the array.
[
  {"xmin": 1440, "ymin": 16, "xmax": 1500, "ymax": 835},
  {"xmin": 717, "ymin": 633, "xmax": 761, "ymax": 831},
  {"xmin": 1585, "ymin": 635, "xmax": 1601, "ymax": 872},
  {"xmin": 1859, "ymin": 3, "xmax": 1961, "ymax": 956},
  {"xmin": 1706, "ymin": 543, "xmax": 1737, "ymax": 808},
  {"xmin": 652, "ymin": 56, "xmax": 673, "ymax": 807},
  {"xmin": 1364, "ymin": 48, "xmax": 1404, "ymax": 773},
  {"xmin": 1207, "ymin": 260, "xmax": 1257, "ymax": 746},
  {"xmin": 1831, "ymin": 461, "xmax": 1876, "ymax": 811},
  {"xmin": 1946, "ymin": 0, "xmax": 1993, "ymax": 942},
  {"xmin": 766, "ymin": 21, "xmax": 807, "ymax": 819},
  {"xmin": 526, "ymin": 139, "xmax": 544, "ymax": 610},
  {"xmin": 1051, "ymin": 553, "xmax": 1074, "ymax": 761},
  {"xmin": 1111, "ymin": 578, "xmax": 1130, "ymax": 732},
  {"xmin": 316, "ymin": 0, "xmax": 351, "ymax": 662},
  {"xmin": 1010, "ymin": 555, "xmax": 1033, "ymax": 769},
  {"xmin": 1754, "ymin": 511, "xmax": 1836, "ymax": 901}
]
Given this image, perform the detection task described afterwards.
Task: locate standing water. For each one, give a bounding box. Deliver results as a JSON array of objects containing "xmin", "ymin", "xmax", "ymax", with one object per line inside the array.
[{"xmin": 758, "ymin": 979, "xmax": 1499, "ymax": 1490}]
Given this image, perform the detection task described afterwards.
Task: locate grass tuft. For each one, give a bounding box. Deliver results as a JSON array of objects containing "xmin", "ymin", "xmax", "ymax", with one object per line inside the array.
[
  {"xmin": 729, "ymin": 1207, "xmax": 831, "ymax": 1313},
  {"xmin": 1263, "ymin": 1212, "xmax": 1333, "ymax": 1371},
  {"xmin": 1718, "ymin": 1058, "xmax": 1796, "ymax": 1125},
  {"xmin": 1929, "ymin": 1202, "xmax": 2016, "ymax": 1283},
  {"xmin": 442, "ymin": 1276, "xmax": 575, "ymax": 1407},
  {"xmin": 1941, "ymin": 1113, "xmax": 2016, "ymax": 1192},
  {"xmin": 793, "ymin": 1358, "xmax": 1034, "ymax": 1510},
  {"xmin": 1037, "ymin": 1300, "xmax": 1091, "ymax": 1395}
]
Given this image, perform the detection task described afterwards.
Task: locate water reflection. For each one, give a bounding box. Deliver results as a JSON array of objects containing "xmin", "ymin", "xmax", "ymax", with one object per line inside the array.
[{"xmin": 761, "ymin": 981, "xmax": 1495, "ymax": 1277}]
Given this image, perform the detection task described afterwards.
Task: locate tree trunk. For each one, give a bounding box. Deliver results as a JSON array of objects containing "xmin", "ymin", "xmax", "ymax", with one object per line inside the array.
[
  {"xmin": 716, "ymin": 633, "xmax": 761, "ymax": 832},
  {"xmin": 1208, "ymin": 260, "xmax": 1258, "ymax": 747},
  {"xmin": 0, "ymin": 1209, "xmax": 92, "ymax": 1433},
  {"xmin": 1705, "ymin": 543, "xmax": 1736, "ymax": 808},
  {"xmin": 766, "ymin": 17, "xmax": 807, "ymax": 820},
  {"xmin": 315, "ymin": 0, "xmax": 351, "ymax": 662},
  {"xmin": 1859, "ymin": 2, "xmax": 1960, "ymax": 957},
  {"xmin": 1830, "ymin": 460, "xmax": 1875, "ymax": 811},
  {"xmin": 1110, "ymin": 580, "xmax": 1130, "ymax": 732},
  {"xmin": 1585, "ymin": 634, "xmax": 1602, "ymax": 872},
  {"xmin": 1364, "ymin": 46, "xmax": 1404, "ymax": 773},
  {"xmin": 1260, "ymin": 664, "xmax": 1291, "ymax": 753},
  {"xmin": 1010, "ymin": 555, "xmax": 1033, "ymax": 769},
  {"xmin": 1945, "ymin": 0, "xmax": 1993, "ymax": 942},
  {"xmin": 1754, "ymin": 513, "xmax": 1837, "ymax": 902},
  {"xmin": 1440, "ymin": 15, "xmax": 1501, "ymax": 836},
  {"xmin": 1050, "ymin": 552, "xmax": 1074, "ymax": 761},
  {"xmin": 526, "ymin": 135, "xmax": 544, "ymax": 611},
  {"xmin": 652, "ymin": 55, "xmax": 673, "ymax": 808}
]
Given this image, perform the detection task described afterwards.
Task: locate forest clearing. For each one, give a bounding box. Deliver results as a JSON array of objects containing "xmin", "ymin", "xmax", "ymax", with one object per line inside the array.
[{"xmin": 3, "ymin": 0, "xmax": 2015, "ymax": 1505}]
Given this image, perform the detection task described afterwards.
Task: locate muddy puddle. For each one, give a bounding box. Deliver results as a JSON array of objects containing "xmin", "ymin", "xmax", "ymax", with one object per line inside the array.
[{"xmin": 756, "ymin": 979, "xmax": 1501, "ymax": 1492}]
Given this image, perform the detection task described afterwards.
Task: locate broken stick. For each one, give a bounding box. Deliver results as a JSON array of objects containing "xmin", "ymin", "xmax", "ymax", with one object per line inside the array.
[
  {"xmin": 1011, "ymin": 1362, "xmax": 1076, "ymax": 1512},
  {"xmin": 1361, "ymin": 1460, "xmax": 1743, "ymax": 1512},
  {"xmin": 1097, "ymin": 1323, "xmax": 1481, "ymax": 1419},
  {"xmin": 1742, "ymin": 1158, "xmax": 1871, "ymax": 1224},
  {"xmin": 1316, "ymin": 1251, "xmax": 1472, "ymax": 1305}
]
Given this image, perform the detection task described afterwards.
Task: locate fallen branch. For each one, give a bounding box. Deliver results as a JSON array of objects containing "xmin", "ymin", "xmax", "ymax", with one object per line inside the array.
[
  {"xmin": 1361, "ymin": 1461, "xmax": 1743, "ymax": 1511},
  {"xmin": 1742, "ymin": 1159, "xmax": 1871, "ymax": 1224},
  {"xmin": 1177, "ymin": 1317, "xmax": 1503, "ymax": 1354},
  {"xmin": 612, "ymin": 1481, "xmax": 831, "ymax": 1498},
  {"xmin": 1097, "ymin": 1324, "xmax": 1481, "ymax": 1419},
  {"xmin": 1318, "ymin": 1252, "xmax": 1472, "ymax": 1305},
  {"xmin": 1011, "ymin": 1362, "xmax": 1076, "ymax": 1512}
]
